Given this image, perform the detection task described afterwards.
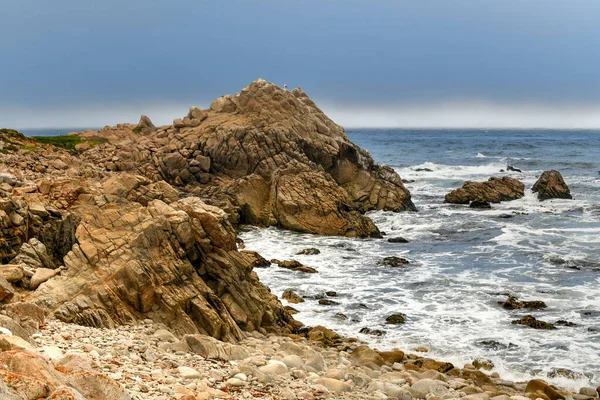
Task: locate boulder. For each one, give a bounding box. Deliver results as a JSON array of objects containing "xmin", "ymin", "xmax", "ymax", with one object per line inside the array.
[
  {"xmin": 30, "ymin": 267, "xmax": 60, "ymax": 289},
  {"xmin": 387, "ymin": 237, "xmax": 409, "ymax": 243},
  {"xmin": 350, "ymin": 345, "xmax": 385, "ymax": 367},
  {"xmin": 445, "ymin": 177, "xmax": 524, "ymax": 204},
  {"xmin": 385, "ymin": 313, "xmax": 406, "ymax": 324},
  {"xmin": 11, "ymin": 238, "xmax": 54, "ymax": 270},
  {"xmin": 0, "ymin": 264, "xmax": 25, "ymax": 283},
  {"xmin": 409, "ymin": 379, "xmax": 451, "ymax": 399},
  {"xmin": 532, "ymin": 170, "xmax": 572, "ymax": 201},
  {"xmin": 296, "ymin": 248, "xmax": 321, "ymax": 255},
  {"xmin": 136, "ymin": 115, "xmax": 156, "ymax": 133},
  {"xmin": 525, "ymin": 379, "xmax": 566, "ymax": 400}
]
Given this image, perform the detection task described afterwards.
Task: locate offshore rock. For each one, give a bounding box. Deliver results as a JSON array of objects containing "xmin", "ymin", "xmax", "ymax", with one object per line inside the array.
[
  {"xmin": 445, "ymin": 177, "xmax": 525, "ymax": 204},
  {"xmin": 532, "ymin": 170, "xmax": 572, "ymax": 201}
]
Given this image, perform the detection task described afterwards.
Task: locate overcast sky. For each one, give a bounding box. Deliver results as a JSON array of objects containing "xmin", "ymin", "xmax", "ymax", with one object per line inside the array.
[{"xmin": 2, "ymin": 1, "xmax": 600, "ymax": 129}]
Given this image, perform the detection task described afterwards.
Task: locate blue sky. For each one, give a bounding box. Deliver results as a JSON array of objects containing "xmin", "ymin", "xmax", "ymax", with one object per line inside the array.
[{"xmin": 2, "ymin": 1, "xmax": 600, "ymax": 128}]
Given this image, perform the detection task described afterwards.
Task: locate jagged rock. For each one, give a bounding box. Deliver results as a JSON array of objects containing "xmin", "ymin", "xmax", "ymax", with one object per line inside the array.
[
  {"xmin": 33, "ymin": 197, "xmax": 293, "ymax": 341},
  {"xmin": 11, "ymin": 238, "xmax": 54, "ymax": 270},
  {"xmin": 532, "ymin": 170, "xmax": 572, "ymax": 201},
  {"xmin": 137, "ymin": 114, "xmax": 156, "ymax": 133},
  {"xmin": 445, "ymin": 177, "xmax": 524, "ymax": 204},
  {"xmin": 271, "ymin": 259, "xmax": 318, "ymax": 273},
  {"xmin": 240, "ymin": 250, "xmax": 270, "ymax": 268},
  {"xmin": 511, "ymin": 315, "xmax": 556, "ymax": 329}
]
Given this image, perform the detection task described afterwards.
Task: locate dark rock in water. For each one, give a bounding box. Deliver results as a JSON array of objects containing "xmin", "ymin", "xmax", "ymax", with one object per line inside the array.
[
  {"xmin": 512, "ymin": 315, "xmax": 556, "ymax": 329},
  {"xmin": 271, "ymin": 259, "xmax": 318, "ymax": 273},
  {"xmin": 241, "ymin": 250, "xmax": 270, "ymax": 268},
  {"xmin": 378, "ymin": 256, "xmax": 410, "ymax": 267},
  {"xmin": 580, "ymin": 310, "xmax": 600, "ymax": 317},
  {"xmin": 387, "ymin": 237, "xmax": 409, "ymax": 243},
  {"xmin": 555, "ymin": 320, "xmax": 576, "ymax": 327},
  {"xmin": 318, "ymin": 299, "xmax": 339, "ymax": 306},
  {"xmin": 335, "ymin": 313, "xmax": 347, "ymax": 320},
  {"xmin": 325, "ymin": 291, "xmax": 337, "ymax": 297},
  {"xmin": 470, "ymin": 200, "xmax": 491, "ymax": 209},
  {"xmin": 498, "ymin": 214, "xmax": 513, "ymax": 219},
  {"xmin": 385, "ymin": 313, "xmax": 406, "ymax": 324},
  {"xmin": 532, "ymin": 170, "xmax": 572, "ymax": 201},
  {"xmin": 282, "ymin": 289, "xmax": 304, "ymax": 304},
  {"xmin": 296, "ymin": 248, "xmax": 320, "ymax": 255},
  {"xmin": 500, "ymin": 296, "xmax": 547, "ymax": 310},
  {"xmin": 507, "ymin": 165, "xmax": 522, "ymax": 173},
  {"xmin": 414, "ymin": 168, "xmax": 433, "ymax": 172},
  {"xmin": 380, "ymin": 231, "xmax": 387, "ymax": 236},
  {"xmin": 359, "ymin": 327, "xmax": 386, "ymax": 336},
  {"xmin": 236, "ymin": 237, "xmax": 246, "ymax": 249},
  {"xmin": 402, "ymin": 179, "xmax": 416, "ymax": 183},
  {"xmin": 547, "ymin": 368, "xmax": 587, "ymax": 380},
  {"xmin": 445, "ymin": 177, "xmax": 525, "ymax": 204},
  {"xmin": 477, "ymin": 340, "xmax": 519, "ymax": 350},
  {"xmin": 499, "ymin": 169, "xmax": 505, "ymax": 172}
]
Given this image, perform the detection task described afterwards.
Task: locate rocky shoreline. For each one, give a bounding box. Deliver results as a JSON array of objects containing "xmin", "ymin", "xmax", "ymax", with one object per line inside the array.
[{"xmin": 0, "ymin": 79, "xmax": 593, "ymax": 399}]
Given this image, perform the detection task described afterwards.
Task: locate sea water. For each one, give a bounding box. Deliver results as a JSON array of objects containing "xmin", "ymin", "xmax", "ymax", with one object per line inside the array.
[{"xmin": 240, "ymin": 129, "xmax": 600, "ymax": 388}]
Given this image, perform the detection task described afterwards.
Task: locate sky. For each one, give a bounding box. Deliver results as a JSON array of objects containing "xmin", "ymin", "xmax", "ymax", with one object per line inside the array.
[{"xmin": 2, "ymin": 0, "xmax": 600, "ymax": 129}]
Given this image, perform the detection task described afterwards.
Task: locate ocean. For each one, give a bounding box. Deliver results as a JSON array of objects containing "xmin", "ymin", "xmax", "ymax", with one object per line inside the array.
[{"xmin": 239, "ymin": 129, "xmax": 600, "ymax": 389}]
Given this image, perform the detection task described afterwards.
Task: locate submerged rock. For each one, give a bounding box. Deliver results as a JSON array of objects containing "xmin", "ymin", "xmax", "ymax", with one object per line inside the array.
[
  {"xmin": 470, "ymin": 200, "xmax": 492, "ymax": 209},
  {"xmin": 532, "ymin": 170, "xmax": 572, "ymax": 201},
  {"xmin": 378, "ymin": 256, "xmax": 410, "ymax": 267},
  {"xmin": 296, "ymin": 248, "xmax": 320, "ymax": 255},
  {"xmin": 445, "ymin": 177, "xmax": 524, "ymax": 204},
  {"xmin": 385, "ymin": 313, "xmax": 406, "ymax": 324},
  {"xmin": 387, "ymin": 237, "xmax": 409, "ymax": 243}
]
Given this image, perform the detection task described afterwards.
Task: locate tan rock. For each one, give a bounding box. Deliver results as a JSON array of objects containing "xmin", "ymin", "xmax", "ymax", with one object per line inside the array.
[
  {"xmin": 30, "ymin": 267, "xmax": 60, "ymax": 289},
  {"xmin": 0, "ymin": 264, "xmax": 24, "ymax": 283},
  {"xmin": 532, "ymin": 170, "xmax": 572, "ymax": 201},
  {"xmin": 525, "ymin": 379, "xmax": 566, "ymax": 400},
  {"xmin": 0, "ymin": 275, "xmax": 14, "ymax": 303},
  {"xmin": 445, "ymin": 177, "xmax": 524, "ymax": 204}
]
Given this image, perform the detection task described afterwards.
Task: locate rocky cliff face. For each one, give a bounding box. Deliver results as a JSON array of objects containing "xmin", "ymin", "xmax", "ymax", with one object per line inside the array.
[{"xmin": 74, "ymin": 79, "xmax": 416, "ymax": 237}]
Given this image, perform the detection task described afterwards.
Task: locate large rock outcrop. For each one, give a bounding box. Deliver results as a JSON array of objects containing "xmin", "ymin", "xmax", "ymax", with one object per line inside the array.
[
  {"xmin": 73, "ymin": 79, "xmax": 416, "ymax": 237},
  {"xmin": 532, "ymin": 170, "xmax": 572, "ymax": 201},
  {"xmin": 32, "ymin": 190, "xmax": 294, "ymax": 341},
  {"xmin": 444, "ymin": 177, "xmax": 525, "ymax": 204}
]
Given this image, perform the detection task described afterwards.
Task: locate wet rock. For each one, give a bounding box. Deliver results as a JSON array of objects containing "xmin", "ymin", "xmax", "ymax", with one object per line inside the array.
[
  {"xmin": 525, "ymin": 379, "xmax": 566, "ymax": 400},
  {"xmin": 378, "ymin": 349, "xmax": 405, "ymax": 364},
  {"xmin": 555, "ymin": 320, "xmax": 576, "ymax": 327},
  {"xmin": 445, "ymin": 177, "xmax": 524, "ymax": 204},
  {"xmin": 470, "ymin": 200, "xmax": 492, "ymax": 209},
  {"xmin": 414, "ymin": 168, "xmax": 434, "ymax": 172},
  {"xmin": 473, "ymin": 359, "xmax": 494, "ymax": 370},
  {"xmin": 387, "ymin": 237, "xmax": 409, "ymax": 243},
  {"xmin": 282, "ymin": 290, "xmax": 304, "ymax": 304},
  {"xmin": 385, "ymin": 313, "xmax": 406, "ymax": 324},
  {"xmin": 378, "ymin": 256, "xmax": 410, "ymax": 267},
  {"xmin": 359, "ymin": 327, "xmax": 386, "ymax": 336},
  {"xmin": 318, "ymin": 299, "xmax": 339, "ymax": 306},
  {"xmin": 500, "ymin": 296, "xmax": 547, "ymax": 310},
  {"xmin": 498, "ymin": 214, "xmax": 513, "ymax": 219},
  {"xmin": 271, "ymin": 259, "xmax": 318, "ymax": 273},
  {"xmin": 511, "ymin": 315, "xmax": 556, "ymax": 330},
  {"xmin": 307, "ymin": 326, "xmax": 341, "ymax": 345},
  {"xmin": 296, "ymin": 248, "xmax": 320, "ymax": 255},
  {"xmin": 507, "ymin": 165, "xmax": 522, "ymax": 173},
  {"xmin": 325, "ymin": 291, "xmax": 337, "ymax": 297},
  {"xmin": 579, "ymin": 387, "xmax": 598, "ymax": 398},
  {"xmin": 532, "ymin": 170, "xmax": 572, "ymax": 201}
]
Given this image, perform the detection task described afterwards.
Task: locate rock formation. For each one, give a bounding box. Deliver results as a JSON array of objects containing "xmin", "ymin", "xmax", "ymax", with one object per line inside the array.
[
  {"xmin": 532, "ymin": 170, "xmax": 572, "ymax": 201},
  {"xmin": 69, "ymin": 79, "xmax": 416, "ymax": 237},
  {"xmin": 444, "ymin": 177, "xmax": 525, "ymax": 204}
]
